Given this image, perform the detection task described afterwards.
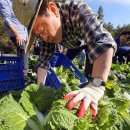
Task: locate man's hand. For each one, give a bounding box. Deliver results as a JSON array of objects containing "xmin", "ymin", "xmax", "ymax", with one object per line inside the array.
[
  {"xmin": 16, "ymin": 34, "xmax": 23, "ymax": 46},
  {"xmin": 7, "ymin": 23, "xmax": 23, "ymax": 46},
  {"xmin": 64, "ymin": 82, "xmax": 105, "ymax": 119}
]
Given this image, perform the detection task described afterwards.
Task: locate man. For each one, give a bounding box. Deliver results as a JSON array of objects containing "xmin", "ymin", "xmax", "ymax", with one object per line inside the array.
[
  {"xmin": 25, "ymin": 0, "xmax": 116, "ymax": 119},
  {"xmin": 0, "ymin": 0, "xmax": 29, "ymax": 75},
  {"xmin": 113, "ymin": 31, "xmax": 130, "ymax": 63}
]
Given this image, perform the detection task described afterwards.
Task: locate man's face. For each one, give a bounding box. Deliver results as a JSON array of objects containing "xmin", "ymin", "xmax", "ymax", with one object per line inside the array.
[
  {"xmin": 120, "ymin": 34, "xmax": 130, "ymax": 43},
  {"xmin": 32, "ymin": 2, "xmax": 62, "ymax": 44}
]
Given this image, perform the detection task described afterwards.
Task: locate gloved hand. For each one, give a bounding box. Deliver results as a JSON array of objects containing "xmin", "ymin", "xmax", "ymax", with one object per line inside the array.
[{"xmin": 64, "ymin": 82, "xmax": 105, "ymax": 119}]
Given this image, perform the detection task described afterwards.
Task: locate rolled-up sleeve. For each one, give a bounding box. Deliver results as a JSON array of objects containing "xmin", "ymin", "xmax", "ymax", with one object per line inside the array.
[
  {"xmin": 0, "ymin": 1, "xmax": 12, "ymax": 25},
  {"xmin": 78, "ymin": 3, "xmax": 117, "ymax": 62},
  {"xmin": 37, "ymin": 42, "xmax": 55, "ymax": 70}
]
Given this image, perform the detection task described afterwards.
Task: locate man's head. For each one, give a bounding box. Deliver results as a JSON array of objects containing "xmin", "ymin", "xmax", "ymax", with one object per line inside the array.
[
  {"xmin": 33, "ymin": 0, "xmax": 62, "ymax": 44},
  {"xmin": 119, "ymin": 31, "xmax": 130, "ymax": 43},
  {"xmin": 25, "ymin": 0, "xmax": 62, "ymax": 53}
]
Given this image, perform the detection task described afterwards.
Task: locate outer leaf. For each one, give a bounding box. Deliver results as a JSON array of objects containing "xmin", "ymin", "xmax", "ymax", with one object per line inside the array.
[
  {"xmin": 43, "ymin": 100, "xmax": 79, "ymax": 130},
  {"xmin": 0, "ymin": 94, "xmax": 40, "ymax": 130},
  {"xmin": 20, "ymin": 84, "xmax": 55, "ymax": 113}
]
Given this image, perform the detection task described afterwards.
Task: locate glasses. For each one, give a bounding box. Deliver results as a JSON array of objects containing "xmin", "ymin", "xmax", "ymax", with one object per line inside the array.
[
  {"xmin": 40, "ymin": 29, "xmax": 48, "ymax": 37},
  {"xmin": 36, "ymin": 29, "xmax": 48, "ymax": 41},
  {"xmin": 36, "ymin": 15, "xmax": 48, "ymax": 41}
]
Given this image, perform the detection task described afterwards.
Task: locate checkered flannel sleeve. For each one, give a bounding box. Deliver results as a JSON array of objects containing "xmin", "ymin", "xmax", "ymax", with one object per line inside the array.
[
  {"xmin": 37, "ymin": 43, "xmax": 55, "ymax": 69},
  {"xmin": 78, "ymin": 2, "xmax": 117, "ymax": 62}
]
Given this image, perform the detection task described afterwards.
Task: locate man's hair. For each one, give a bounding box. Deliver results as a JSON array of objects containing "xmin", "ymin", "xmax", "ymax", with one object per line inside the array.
[
  {"xmin": 38, "ymin": 0, "xmax": 55, "ymax": 16},
  {"xmin": 120, "ymin": 31, "xmax": 130, "ymax": 36}
]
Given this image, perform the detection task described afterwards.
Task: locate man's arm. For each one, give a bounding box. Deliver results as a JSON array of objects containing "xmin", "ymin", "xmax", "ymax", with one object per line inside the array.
[
  {"xmin": 64, "ymin": 1, "xmax": 116, "ymax": 118},
  {"xmin": 36, "ymin": 42, "xmax": 56, "ymax": 84},
  {"xmin": 64, "ymin": 48, "xmax": 113, "ymax": 118},
  {"xmin": 7, "ymin": 23, "xmax": 23, "ymax": 46},
  {"xmin": 92, "ymin": 48, "xmax": 113, "ymax": 82},
  {"xmin": 0, "ymin": 1, "xmax": 23, "ymax": 45},
  {"xmin": 37, "ymin": 67, "xmax": 48, "ymax": 84}
]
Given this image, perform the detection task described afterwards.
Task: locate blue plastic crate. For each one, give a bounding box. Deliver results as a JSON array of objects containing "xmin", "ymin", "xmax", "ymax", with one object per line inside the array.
[
  {"xmin": 0, "ymin": 56, "xmax": 25, "ymax": 91},
  {"xmin": 45, "ymin": 52, "xmax": 88, "ymax": 89},
  {"xmin": 45, "ymin": 67, "xmax": 61, "ymax": 90}
]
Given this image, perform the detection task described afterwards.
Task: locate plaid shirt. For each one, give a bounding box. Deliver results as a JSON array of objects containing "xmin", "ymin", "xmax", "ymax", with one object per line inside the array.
[{"xmin": 38, "ymin": 0, "xmax": 116, "ymax": 69}]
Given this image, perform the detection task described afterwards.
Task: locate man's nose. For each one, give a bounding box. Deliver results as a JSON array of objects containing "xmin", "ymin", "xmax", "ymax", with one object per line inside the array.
[{"xmin": 42, "ymin": 36, "xmax": 48, "ymax": 42}]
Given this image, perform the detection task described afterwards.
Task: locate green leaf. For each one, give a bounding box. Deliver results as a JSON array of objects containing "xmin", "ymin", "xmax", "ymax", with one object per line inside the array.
[{"xmin": 0, "ymin": 94, "xmax": 41, "ymax": 130}]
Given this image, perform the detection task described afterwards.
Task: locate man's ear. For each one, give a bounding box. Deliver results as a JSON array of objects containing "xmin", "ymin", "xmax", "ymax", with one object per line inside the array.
[{"xmin": 48, "ymin": 2, "xmax": 59, "ymax": 16}]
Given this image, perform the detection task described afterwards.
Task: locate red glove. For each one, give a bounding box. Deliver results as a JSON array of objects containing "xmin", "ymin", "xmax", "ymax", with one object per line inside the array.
[{"xmin": 64, "ymin": 82, "xmax": 105, "ymax": 119}]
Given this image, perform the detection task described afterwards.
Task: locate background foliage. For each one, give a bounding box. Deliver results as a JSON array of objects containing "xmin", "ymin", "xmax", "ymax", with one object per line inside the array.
[{"xmin": 0, "ymin": 16, "xmax": 16, "ymax": 54}]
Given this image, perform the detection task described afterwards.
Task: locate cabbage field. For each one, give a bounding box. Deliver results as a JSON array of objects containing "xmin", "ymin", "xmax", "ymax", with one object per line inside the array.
[{"xmin": 0, "ymin": 56, "xmax": 130, "ymax": 130}]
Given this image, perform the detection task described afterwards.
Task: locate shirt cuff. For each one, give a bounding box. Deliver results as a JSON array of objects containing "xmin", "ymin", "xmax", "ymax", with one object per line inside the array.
[{"xmin": 37, "ymin": 59, "xmax": 50, "ymax": 70}]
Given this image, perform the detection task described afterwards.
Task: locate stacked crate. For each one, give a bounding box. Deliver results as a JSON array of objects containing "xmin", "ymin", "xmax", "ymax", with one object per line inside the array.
[{"xmin": 0, "ymin": 56, "xmax": 25, "ymax": 91}]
